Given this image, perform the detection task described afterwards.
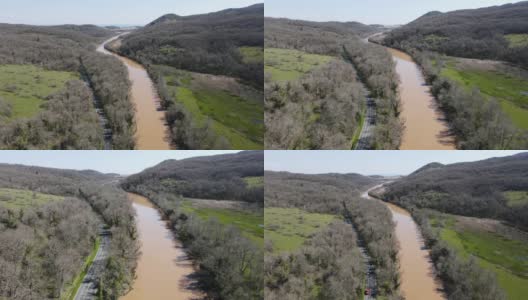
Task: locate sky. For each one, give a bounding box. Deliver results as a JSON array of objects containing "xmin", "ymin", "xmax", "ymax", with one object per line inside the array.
[
  {"xmin": 0, "ymin": 151, "xmax": 240, "ymax": 175},
  {"xmin": 265, "ymin": 0, "xmax": 518, "ymax": 25},
  {"xmin": 265, "ymin": 151, "xmax": 526, "ymax": 176},
  {"xmin": 0, "ymin": 0, "xmax": 260, "ymax": 25}
]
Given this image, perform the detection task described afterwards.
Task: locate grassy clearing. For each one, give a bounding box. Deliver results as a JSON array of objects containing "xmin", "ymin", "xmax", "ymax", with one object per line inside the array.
[
  {"xmin": 0, "ymin": 188, "xmax": 64, "ymax": 210},
  {"xmin": 0, "ymin": 64, "xmax": 77, "ymax": 120},
  {"xmin": 157, "ymin": 65, "xmax": 263, "ymax": 149},
  {"xmin": 264, "ymin": 48, "xmax": 333, "ymax": 82},
  {"xmin": 505, "ymin": 34, "xmax": 528, "ymax": 48},
  {"xmin": 62, "ymin": 238, "xmax": 100, "ymax": 300},
  {"xmin": 440, "ymin": 60, "xmax": 528, "ymax": 129},
  {"xmin": 244, "ymin": 176, "xmax": 263, "ymax": 188},
  {"xmin": 181, "ymin": 200, "xmax": 263, "ymax": 246},
  {"xmin": 433, "ymin": 213, "xmax": 528, "ymax": 300},
  {"xmin": 504, "ymin": 191, "xmax": 528, "ymax": 207},
  {"xmin": 265, "ymin": 207, "xmax": 337, "ymax": 253},
  {"xmin": 239, "ymin": 46, "xmax": 263, "ymax": 64}
]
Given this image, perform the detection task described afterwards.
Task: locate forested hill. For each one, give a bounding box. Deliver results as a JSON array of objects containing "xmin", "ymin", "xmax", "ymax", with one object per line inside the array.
[
  {"xmin": 384, "ymin": 152, "xmax": 528, "ymax": 228},
  {"xmin": 122, "ymin": 151, "xmax": 264, "ymax": 203},
  {"xmin": 265, "ymin": 171, "xmax": 381, "ymax": 213},
  {"xmin": 383, "ymin": 1, "xmax": 528, "ymax": 67},
  {"xmin": 115, "ymin": 4, "xmax": 264, "ymax": 88}
]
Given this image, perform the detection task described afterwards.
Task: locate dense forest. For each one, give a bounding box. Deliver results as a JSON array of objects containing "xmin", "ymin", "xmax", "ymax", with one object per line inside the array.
[
  {"xmin": 382, "ymin": 1, "xmax": 528, "ymax": 68},
  {"xmin": 265, "ymin": 18, "xmax": 403, "ymax": 149},
  {"xmin": 0, "ymin": 164, "xmax": 138, "ymax": 299},
  {"xmin": 122, "ymin": 151, "xmax": 264, "ymax": 299},
  {"xmin": 265, "ymin": 171, "xmax": 402, "ymax": 299},
  {"xmin": 382, "ymin": 152, "xmax": 528, "ymax": 229},
  {"xmin": 0, "ymin": 24, "xmax": 135, "ymax": 149}
]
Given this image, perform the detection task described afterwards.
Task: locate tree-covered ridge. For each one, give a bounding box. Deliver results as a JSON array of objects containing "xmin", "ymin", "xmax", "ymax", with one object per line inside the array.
[{"xmin": 383, "ymin": 1, "xmax": 528, "ymax": 68}]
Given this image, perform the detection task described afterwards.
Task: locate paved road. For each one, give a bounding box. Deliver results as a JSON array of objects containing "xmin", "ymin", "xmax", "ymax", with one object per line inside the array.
[
  {"xmin": 74, "ymin": 229, "xmax": 111, "ymax": 300},
  {"xmin": 355, "ymin": 96, "xmax": 376, "ymax": 150}
]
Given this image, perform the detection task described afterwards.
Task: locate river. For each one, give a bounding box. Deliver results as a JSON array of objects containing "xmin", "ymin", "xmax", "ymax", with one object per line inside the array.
[
  {"xmin": 123, "ymin": 193, "xmax": 202, "ymax": 300},
  {"xmin": 97, "ymin": 36, "xmax": 171, "ymax": 150},
  {"xmin": 362, "ymin": 187, "xmax": 445, "ymax": 300}
]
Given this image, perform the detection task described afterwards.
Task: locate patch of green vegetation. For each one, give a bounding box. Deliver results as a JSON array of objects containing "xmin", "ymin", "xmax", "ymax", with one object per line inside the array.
[
  {"xmin": 0, "ymin": 64, "xmax": 78, "ymax": 120},
  {"xmin": 504, "ymin": 191, "xmax": 528, "ymax": 207},
  {"xmin": 424, "ymin": 34, "xmax": 449, "ymax": 46},
  {"xmin": 505, "ymin": 34, "xmax": 528, "ymax": 48},
  {"xmin": 244, "ymin": 176, "xmax": 263, "ymax": 188},
  {"xmin": 159, "ymin": 66, "xmax": 263, "ymax": 149},
  {"xmin": 181, "ymin": 200, "xmax": 263, "ymax": 246},
  {"xmin": 265, "ymin": 207, "xmax": 337, "ymax": 253},
  {"xmin": 440, "ymin": 62, "xmax": 528, "ymax": 129},
  {"xmin": 264, "ymin": 48, "xmax": 333, "ymax": 82},
  {"xmin": 62, "ymin": 238, "xmax": 100, "ymax": 300},
  {"xmin": 435, "ymin": 213, "xmax": 528, "ymax": 300},
  {"xmin": 239, "ymin": 46, "xmax": 263, "ymax": 64},
  {"xmin": 0, "ymin": 188, "xmax": 64, "ymax": 210}
]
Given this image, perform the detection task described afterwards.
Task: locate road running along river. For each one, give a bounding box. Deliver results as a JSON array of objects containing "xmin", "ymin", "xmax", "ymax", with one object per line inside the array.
[
  {"xmin": 362, "ymin": 186, "xmax": 445, "ymax": 300},
  {"xmin": 123, "ymin": 193, "xmax": 202, "ymax": 300},
  {"xmin": 97, "ymin": 36, "xmax": 171, "ymax": 150}
]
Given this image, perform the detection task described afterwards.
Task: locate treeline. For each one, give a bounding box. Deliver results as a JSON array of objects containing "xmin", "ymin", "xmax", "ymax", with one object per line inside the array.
[
  {"xmin": 147, "ymin": 69, "xmax": 231, "ymax": 149},
  {"xmin": 413, "ymin": 209, "xmax": 506, "ymax": 300},
  {"xmin": 0, "ymin": 164, "xmax": 139, "ymax": 299},
  {"xmin": 265, "ymin": 221, "xmax": 366, "ymax": 299},
  {"xmin": 124, "ymin": 183, "xmax": 263, "ymax": 299},
  {"xmin": 123, "ymin": 151, "xmax": 264, "ymax": 204},
  {"xmin": 407, "ymin": 49, "xmax": 527, "ymax": 149},
  {"xmin": 265, "ymin": 171, "xmax": 402, "ymax": 299},
  {"xmin": 265, "ymin": 18, "xmax": 403, "ymax": 149},
  {"xmin": 0, "ymin": 24, "xmax": 136, "ymax": 149},
  {"xmin": 114, "ymin": 4, "xmax": 264, "ymax": 89},
  {"xmin": 383, "ymin": 1, "xmax": 528, "ymax": 68},
  {"xmin": 383, "ymin": 152, "xmax": 528, "ymax": 228}
]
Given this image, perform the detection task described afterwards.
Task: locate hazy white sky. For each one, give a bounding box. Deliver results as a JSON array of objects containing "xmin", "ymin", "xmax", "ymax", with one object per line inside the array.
[
  {"xmin": 0, "ymin": 0, "xmax": 260, "ymax": 25},
  {"xmin": 265, "ymin": 151, "xmax": 526, "ymax": 176},
  {"xmin": 0, "ymin": 151, "xmax": 240, "ymax": 175},
  {"xmin": 265, "ymin": 0, "xmax": 518, "ymax": 25}
]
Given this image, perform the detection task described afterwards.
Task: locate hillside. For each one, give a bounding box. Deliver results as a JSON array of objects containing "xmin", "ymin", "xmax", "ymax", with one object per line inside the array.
[
  {"xmin": 383, "ymin": 1, "xmax": 528, "ymax": 68},
  {"xmin": 122, "ymin": 151, "xmax": 264, "ymax": 203},
  {"xmin": 384, "ymin": 152, "xmax": 528, "ymax": 228}
]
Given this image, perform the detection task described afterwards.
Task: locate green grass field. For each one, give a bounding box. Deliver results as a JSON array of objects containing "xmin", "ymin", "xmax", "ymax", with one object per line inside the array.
[
  {"xmin": 181, "ymin": 200, "xmax": 263, "ymax": 246},
  {"xmin": 0, "ymin": 64, "xmax": 77, "ymax": 120},
  {"xmin": 505, "ymin": 34, "xmax": 528, "ymax": 48},
  {"xmin": 440, "ymin": 60, "xmax": 528, "ymax": 129},
  {"xmin": 504, "ymin": 191, "xmax": 528, "ymax": 207},
  {"xmin": 433, "ymin": 213, "xmax": 528, "ymax": 300},
  {"xmin": 239, "ymin": 46, "xmax": 263, "ymax": 64},
  {"xmin": 157, "ymin": 65, "xmax": 263, "ymax": 149},
  {"xmin": 244, "ymin": 176, "xmax": 263, "ymax": 188},
  {"xmin": 0, "ymin": 187, "xmax": 64, "ymax": 209},
  {"xmin": 264, "ymin": 48, "xmax": 333, "ymax": 82},
  {"xmin": 265, "ymin": 207, "xmax": 337, "ymax": 253}
]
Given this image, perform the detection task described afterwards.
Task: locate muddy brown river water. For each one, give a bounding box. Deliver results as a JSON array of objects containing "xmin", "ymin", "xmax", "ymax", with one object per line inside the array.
[
  {"xmin": 123, "ymin": 193, "xmax": 202, "ymax": 300},
  {"xmin": 363, "ymin": 187, "xmax": 445, "ymax": 300},
  {"xmin": 97, "ymin": 36, "xmax": 171, "ymax": 150}
]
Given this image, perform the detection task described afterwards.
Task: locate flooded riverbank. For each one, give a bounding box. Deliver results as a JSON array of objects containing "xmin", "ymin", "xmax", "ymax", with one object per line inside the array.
[
  {"xmin": 363, "ymin": 187, "xmax": 445, "ymax": 300},
  {"xmin": 123, "ymin": 193, "xmax": 202, "ymax": 300},
  {"xmin": 97, "ymin": 36, "xmax": 171, "ymax": 150}
]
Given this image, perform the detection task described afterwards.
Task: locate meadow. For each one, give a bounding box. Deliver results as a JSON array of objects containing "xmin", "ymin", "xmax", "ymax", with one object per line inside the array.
[
  {"xmin": 431, "ymin": 213, "xmax": 528, "ymax": 300},
  {"xmin": 239, "ymin": 46, "xmax": 264, "ymax": 64},
  {"xmin": 264, "ymin": 207, "xmax": 337, "ymax": 253},
  {"xmin": 505, "ymin": 34, "xmax": 528, "ymax": 48},
  {"xmin": 440, "ymin": 58, "xmax": 528, "ymax": 129},
  {"xmin": 244, "ymin": 176, "xmax": 264, "ymax": 188},
  {"xmin": 0, "ymin": 64, "xmax": 77, "ymax": 120},
  {"xmin": 504, "ymin": 191, "xmax": 528, "ymax": 207},
  {"xmin": 264, "ymin": 48, "xmax": 333, "ymax": 82},
  {"xmin": 0, "ymin": 187, "xmax": 64, "ymax": 209},
  {"xmin": 157, "ymin": 65, "xmax": 264, "ymax": 149}
]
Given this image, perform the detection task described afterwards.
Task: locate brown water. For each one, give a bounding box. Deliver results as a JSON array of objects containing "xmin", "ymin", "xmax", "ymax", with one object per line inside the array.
[
  {"xmin": 363, "ymin": 187, "xmax": 445, "ymax": 300},
  {"xmin": 123, "ymin": 193, "xmax": 202, "ymax": 300},
  {"xmin": 97, "ymin": 36, "xmax": 171, "ymax": 150},
  {"xmin": 386, "ymin": 48, "xmax": 455, "ymax": 149}
]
